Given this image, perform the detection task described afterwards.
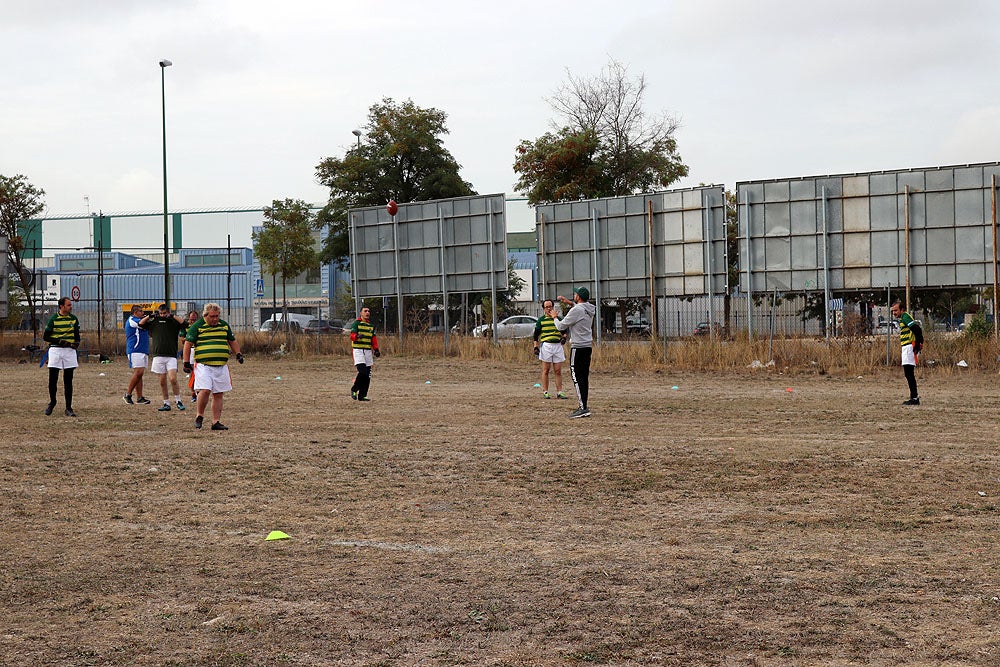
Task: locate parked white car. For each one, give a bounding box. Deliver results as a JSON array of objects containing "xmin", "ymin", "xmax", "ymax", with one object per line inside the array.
[
  {"xmin": 874, "ymin": 321, "xmax": 899, "ymax": 335},
  {"xmin": 472, "ymin": 315, "xmax": 538, "ymax": 339}
]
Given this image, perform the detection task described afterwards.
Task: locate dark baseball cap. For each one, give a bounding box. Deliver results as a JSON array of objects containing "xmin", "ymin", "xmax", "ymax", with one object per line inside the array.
[{"xmin": 574, "ymin": 286, "xmax": 590, "ymax": 301}]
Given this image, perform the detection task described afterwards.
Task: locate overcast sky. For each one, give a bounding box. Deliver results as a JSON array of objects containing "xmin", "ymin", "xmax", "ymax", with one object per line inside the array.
[{"xmin": 4, "ymin": 0, "xmax": 1000, "ymax": 237}]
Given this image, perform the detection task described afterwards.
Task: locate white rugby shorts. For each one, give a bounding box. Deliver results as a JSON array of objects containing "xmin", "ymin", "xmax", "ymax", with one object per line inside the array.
[
  {"xmin": 47, "ymin": 346, "xmax": 79, "ymax": 370},
  {"xmin": 353, "ymin": 348, "xmax": 374, "ymax": 366},
  {"xmin": 539, "ymin": 341, "xmax": 566, "ymax": 364},
  {"xmin": 128, "ymin": 352, "xmax": 149, "ymax": 369},
  {"xmin": 150, "ymin": 356, "xmax": 178, "ymax": 374},
  {"xmin": 901, "ymin": 343, "xmax": 916, "ymax": 366},
  {"xmin": 193, "ymin": 363, "xmax": 233, "ymax": 393}
]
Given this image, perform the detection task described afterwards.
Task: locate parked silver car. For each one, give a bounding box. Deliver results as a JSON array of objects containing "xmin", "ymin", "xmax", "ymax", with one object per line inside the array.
[{"xmin": 472, "ymin": 315, "xmax": 538, "ymax": 339}]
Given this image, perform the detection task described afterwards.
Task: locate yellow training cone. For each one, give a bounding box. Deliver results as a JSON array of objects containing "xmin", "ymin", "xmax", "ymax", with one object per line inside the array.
[{"xmin": 265, "ymin": 530, "xmax": 290, "ymax": 541}]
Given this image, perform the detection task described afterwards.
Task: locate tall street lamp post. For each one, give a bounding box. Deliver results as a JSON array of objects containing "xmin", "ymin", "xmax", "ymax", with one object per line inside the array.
[
  {"xmin": 352, "ymin": 129, "xmax": 362, "ymax": 149},
  {"xmin": 159, "ymin": 58, "xmax": 173, "ymax": 307}
]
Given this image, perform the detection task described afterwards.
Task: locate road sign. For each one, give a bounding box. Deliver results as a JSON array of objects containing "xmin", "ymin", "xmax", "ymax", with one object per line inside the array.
[
  {"xmin": 71, "ymin": 285, "xmax": 81, "ymax": 302},
  {"xmin": 255, "ymin": 278, "xmax": 265, "ymax": 298}
]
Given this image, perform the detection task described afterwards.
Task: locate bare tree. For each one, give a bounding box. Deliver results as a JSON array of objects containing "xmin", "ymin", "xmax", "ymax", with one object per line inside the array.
[{"xmin": 515, "ymin": 58, "xmax": 687, "ymax": 203}]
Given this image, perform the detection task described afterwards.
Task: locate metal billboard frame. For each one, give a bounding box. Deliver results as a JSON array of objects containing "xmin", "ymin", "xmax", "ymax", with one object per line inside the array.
[
  {"xmin": 738, "ymin": 162, "xmax": 1000, "ymax": 293},
  {"xmin": 348, "ymin": 193, "xmax": 508, "ymax": 340},
  {"xmin": 535, "ymin": 186, "xmax": 727, "ymax": 339},
  {"xmin": 737, "ymin": 162, "xmax": 1000, "ymax": 339}
]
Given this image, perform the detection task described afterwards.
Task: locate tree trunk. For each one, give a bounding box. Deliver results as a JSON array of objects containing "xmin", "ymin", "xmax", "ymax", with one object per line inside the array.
[
  {"xmin": 12, "ymin": 251, "xmax": 39, "ymax": 333},
  {"xmin": 281, "ymin": 275, "xmax": 289, "ymax": 333},
  {"xmin": 723, "ymin": 293, "xmax": 731, "ymax": 339}
]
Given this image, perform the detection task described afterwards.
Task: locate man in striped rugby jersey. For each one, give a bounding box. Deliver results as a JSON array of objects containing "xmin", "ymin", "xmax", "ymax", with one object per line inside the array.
[
  {"xmin": 532, "ymin": 299, "xmax": 567, "ymax": 400},
  {"xmin": 182, "ymin": 303, "xmax": 243, "ymax": 430},
  {"xmin": 890, "ymin": 300, "xmax": 923, "ymax": 406},
  {"xmin": 349, "ymin": 306, "xmax": 381, "ymax": 401},
  {"xmin": 42, "ymin": 296, "xmax": 81, "ymax": 417}
]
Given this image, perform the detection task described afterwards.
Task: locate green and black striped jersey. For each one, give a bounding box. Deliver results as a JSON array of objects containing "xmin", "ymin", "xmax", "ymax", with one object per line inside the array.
[
  {"xmin": 185, "ymin": 318, "xmax": 235, "ymax": 366},
  {"xmin": 44, "ymin": 313, "xmax": 80, "ymax": 346}
]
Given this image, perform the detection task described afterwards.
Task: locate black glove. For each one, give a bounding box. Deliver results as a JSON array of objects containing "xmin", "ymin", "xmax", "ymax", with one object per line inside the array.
[
  {"xmin": 71, "ymin": 341, "xmax": 80, "ymax": 349},
  {"xmin": 913, "ymin": 343, "xmax": 922, "ymax": 354},
  {"xmin": 560, "ymin": 335, "xmax": 568, "ymax": 345},
  {"xmin": 533, "ymin": 346, "xmax": 540, "ymax": 357},
  {"xmin": 236, "ymin": 353, "xmax": 244, "ymax": 364},
  {"xmin": 373, "ymin": 349, "xmax": 381, "ymax": 358},
  {"xmin": 183, "ymin": 361, "xmax": 193, "ymax": 374}
]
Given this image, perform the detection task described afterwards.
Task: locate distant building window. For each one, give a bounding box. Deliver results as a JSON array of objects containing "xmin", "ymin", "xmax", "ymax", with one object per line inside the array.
[
  {"xmin": 185, "ymin": 253, "xmax": 242, "ymax": 267},
  {"xmin": 59, "ymin": 257, "xmax": 112, "ymax": 271}
]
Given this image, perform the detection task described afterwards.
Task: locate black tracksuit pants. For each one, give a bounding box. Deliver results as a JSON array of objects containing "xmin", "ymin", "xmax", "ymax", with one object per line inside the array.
[{"xmin": 569, "ymin": 346, "xmax": 591, "ymax": 410}]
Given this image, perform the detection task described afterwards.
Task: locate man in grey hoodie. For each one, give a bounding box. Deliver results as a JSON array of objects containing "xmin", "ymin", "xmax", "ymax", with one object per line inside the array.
[{"xmin": 551, "ymin": 286, "xmax": 596, "ymax": 418}]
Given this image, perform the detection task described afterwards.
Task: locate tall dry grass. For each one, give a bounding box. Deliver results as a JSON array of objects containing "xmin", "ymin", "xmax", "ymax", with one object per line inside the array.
[
  {"xmin": 387, "ymin": 332, "xmax": 1000, "ymax": 377},
  {"xmin": 657, "ymin": 331, "xmax": 1000, "ymax": 376},
  {"xmin": 2, "ymin": 329, "xmax": 996, "ymax": 376}
]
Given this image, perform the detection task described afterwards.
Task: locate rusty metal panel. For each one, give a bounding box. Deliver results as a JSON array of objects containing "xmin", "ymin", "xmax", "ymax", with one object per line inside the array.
[
  {"xmin": 843, "ymin": 232, "xmax": 871, "ymax": 268},
  {"xmin": 844, "ymin": 267, "xmax": 870, "ymax": 289},
  {"xmin": 843, "ymin": 197, "xmax": 870, "ymax": 232}
]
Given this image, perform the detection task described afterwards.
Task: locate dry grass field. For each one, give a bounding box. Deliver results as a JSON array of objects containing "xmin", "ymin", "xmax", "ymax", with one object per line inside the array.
[{"xmin": 2, "ymin": 342, "xmax": 999, "ymax": 665}]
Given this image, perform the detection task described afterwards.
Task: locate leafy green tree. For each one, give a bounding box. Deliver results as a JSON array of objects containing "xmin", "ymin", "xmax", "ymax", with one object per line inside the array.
[
  {"xmin": 963, "ymin": 312, "xmax": 993, "ymax": 338},
  {"xmin": 514, "ymin": 59, "xmax": 688, "ymax": 204},
  {"xmin": 910, "ymin": 288, "xmax": 978, "ymax": 328},
  {"xmin": 722, "ymin": 189, "xmax": 740, "ymax": 335},
  {"xmin": 513, "ymin": 128, "xmax": 603, "ymax": 203},
  {"xmin": 332, "ymin": 278, "xmax": 355, "ymax": 321},
  {"xmin": 470, "ymin": 259, "xmax": 529, "ymax": 325},
  {"xmin": 794, "ymin": 287, "xmax": 974, "ymax": 338},
  {"xmin": 252, "ymin": 199, "xmax": 319, "ymax": 332},
  {"xmin": 495, "ymin": 258, "xmax": 528, "ymax": 318},
  {"xmin": 799, "ymin": 289, "xmax": 884, "ymax": 336},
  {"xmin": 598, "ymin": 297, "xmax": 650, "ymax": 336},
  {"xmin": 0, "ymin": 174, "xmax": 46, "ymax": 331},
  {"xmin": 315, "ymin": 98, "xmax": 476, "ymax": 266}
]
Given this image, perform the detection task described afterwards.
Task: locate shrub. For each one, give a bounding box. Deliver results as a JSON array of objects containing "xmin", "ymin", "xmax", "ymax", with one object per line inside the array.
[{"xmin": 963, "ymin": 314, "xmax": 993, "ymax": 339}]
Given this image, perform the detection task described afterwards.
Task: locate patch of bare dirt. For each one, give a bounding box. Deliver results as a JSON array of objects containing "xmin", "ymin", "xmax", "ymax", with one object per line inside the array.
[{"xmin": 1, "ymin": 356, "xmax": 998, "ymax": 665}]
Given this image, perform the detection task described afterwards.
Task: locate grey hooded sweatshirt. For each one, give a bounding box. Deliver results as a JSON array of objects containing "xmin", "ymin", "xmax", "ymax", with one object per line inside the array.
[{"xmin": 554, "ymin": 300, "xmax": 597, "ymax": 347}]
